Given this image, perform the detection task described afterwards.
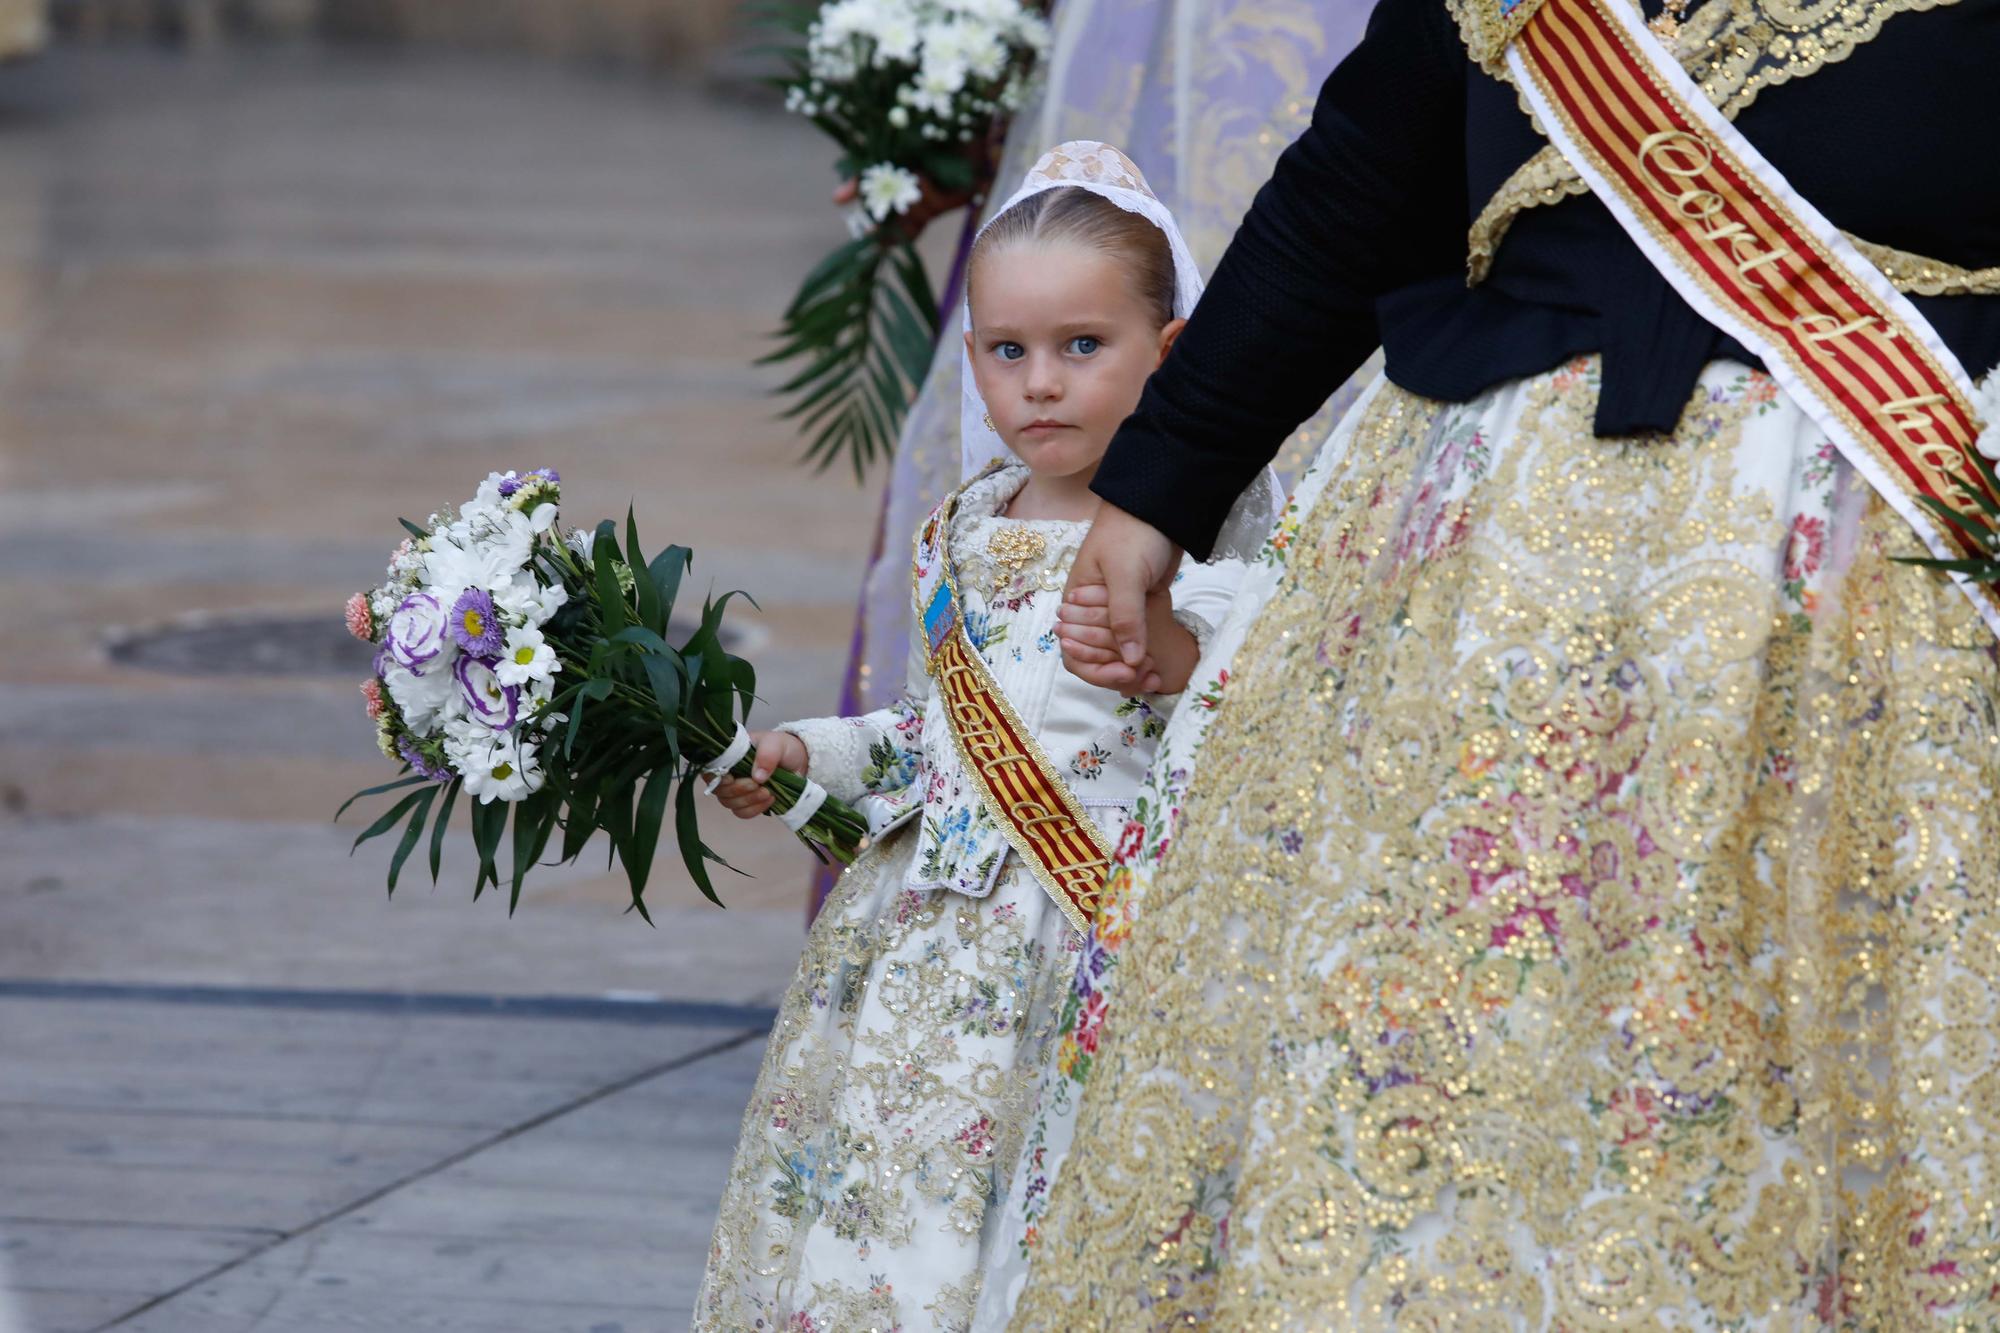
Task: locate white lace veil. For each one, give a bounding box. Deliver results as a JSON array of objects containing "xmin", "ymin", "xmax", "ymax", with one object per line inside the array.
[{"xmin": 958, "ymin": 141, "xmax": 1285, "ymax": 560}]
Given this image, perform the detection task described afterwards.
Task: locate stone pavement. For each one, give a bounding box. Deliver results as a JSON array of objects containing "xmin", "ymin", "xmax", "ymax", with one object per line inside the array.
[{"xmin": 0, "ymin": 40, "xmax": 901, "ymax": 1331}]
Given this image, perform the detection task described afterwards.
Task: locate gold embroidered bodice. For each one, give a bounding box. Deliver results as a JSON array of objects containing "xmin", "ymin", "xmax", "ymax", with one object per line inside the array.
[{"xmin": 1459, "ymin": 0, "xmax": 2000, "ymax": 295}]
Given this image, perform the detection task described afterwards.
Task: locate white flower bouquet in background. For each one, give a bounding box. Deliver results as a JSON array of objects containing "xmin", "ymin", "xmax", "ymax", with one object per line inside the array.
[
  {"xmin": 339, "ymin": 469, "xmax": 869, "ymax": 915},
  {"xmin": 762, "ymin": 0, "xmax": 1050, "ymax": 473}
]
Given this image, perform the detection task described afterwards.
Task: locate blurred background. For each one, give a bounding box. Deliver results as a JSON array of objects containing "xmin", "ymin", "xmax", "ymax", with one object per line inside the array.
[
  {"xmin": 0, "ymin": 3, "xmax": 890, "ymax": 1328},
  {"xmin": 0, "ymin": 0, "xmax": 1368, "ymax": 1324}
]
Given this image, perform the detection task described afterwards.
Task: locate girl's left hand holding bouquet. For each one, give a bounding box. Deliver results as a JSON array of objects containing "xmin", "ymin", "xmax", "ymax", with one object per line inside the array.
[{"xmin": 339, "ymin": 469, "xmax": 871, "ymax": 917}]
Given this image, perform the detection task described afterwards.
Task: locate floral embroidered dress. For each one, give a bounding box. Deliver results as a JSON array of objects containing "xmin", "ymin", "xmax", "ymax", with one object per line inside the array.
[
  {"xmin": 693, "ymin": 463, "xmax": 1244, "ymax": 1332},
  {"xmin": 993, "ymin": 358, "xmax": 2000, "ymax": 1330}
]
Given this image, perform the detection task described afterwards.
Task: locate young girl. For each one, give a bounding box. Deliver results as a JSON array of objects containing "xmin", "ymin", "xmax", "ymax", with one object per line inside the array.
[{"xmin": 692, "ymin": 143, "xmax": 1274, "ymax": 1331}]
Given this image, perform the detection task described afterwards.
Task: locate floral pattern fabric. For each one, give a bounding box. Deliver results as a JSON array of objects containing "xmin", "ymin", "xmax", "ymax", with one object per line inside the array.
[
  {"xmin": 694, "ymin": 466, "xmax": 1248, "ymax": 1331},
  {"xmin": 995, "ymin": 359, "xmax": 2000, "ymax": 1330}
]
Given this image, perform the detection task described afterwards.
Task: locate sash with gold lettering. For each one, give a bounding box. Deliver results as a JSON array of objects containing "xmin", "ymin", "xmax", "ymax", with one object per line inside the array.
[
  {"xmin": 912, "ymin": 482, "xmax": 1113, "ymax": 936},
  {"xmin": 1469, "ymin": 0, "xmax": 2000, "ymax": 637}
]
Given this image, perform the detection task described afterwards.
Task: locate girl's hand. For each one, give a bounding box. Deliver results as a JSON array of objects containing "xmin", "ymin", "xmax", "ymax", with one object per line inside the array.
[
  {"xmin": 1058, "ymin": 585, "xmax": 1198, "ymax": 695},
  {"xmin": 1057, "ymin": 604, "xmax": 1165, "ymax": 693},
  {"xmin": 711, "ymin": 730, "xmax": 809, "ymax": 820}
]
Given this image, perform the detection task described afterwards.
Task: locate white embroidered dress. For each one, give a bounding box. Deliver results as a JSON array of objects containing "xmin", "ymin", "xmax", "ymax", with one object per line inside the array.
[{"xmin": 693, "ymin": 463, "xmax": 1243, "ymax": 1332}]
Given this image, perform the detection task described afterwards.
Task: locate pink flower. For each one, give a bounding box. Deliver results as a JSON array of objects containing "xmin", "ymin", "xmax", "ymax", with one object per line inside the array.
[
  {"xmin": 344, "ymin": 592, "xmax": 375, "ymax": 641},
  {"xmin": 359, "ymin": 678, "xmax": 386, "ymax": 720},
  {"xmin": 1076, "ymin": 991, "xmax": 1109, "ymax": 1054},
  {"xmin": 1114, "ymin": 819, "xmax": 1145, "ymax": 864},
  {"xmin": 1785, "ymin": 514, "xmax": 1827, "ymax": 581}
]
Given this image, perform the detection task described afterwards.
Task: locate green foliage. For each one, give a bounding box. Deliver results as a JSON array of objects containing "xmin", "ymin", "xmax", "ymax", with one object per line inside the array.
[
  {"xmin": 341, "ymin": 514, "xmax": 871, "ymax": 920},
  {"xmin": 1895, "ymin": 447, "xmax": 2000, "ymax": 582},
  {"xmin": 766, "ymin": 234, "xmax": 940, "ymax": 477}
]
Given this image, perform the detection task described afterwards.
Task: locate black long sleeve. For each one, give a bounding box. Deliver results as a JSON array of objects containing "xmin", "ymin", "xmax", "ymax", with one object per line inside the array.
[
  {"xmin": 1093, "ymin": 0, "xmax": 2000, "ymax": 559},
  {"xmin": 1090, "ymin": 0, "xmax": 1470, "ymax": 559}
]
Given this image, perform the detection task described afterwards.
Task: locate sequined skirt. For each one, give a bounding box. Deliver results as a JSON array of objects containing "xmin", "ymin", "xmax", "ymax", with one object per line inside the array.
[{"xmin": 1000, "ymin": 359, "xmax": 2000, "ymax": 1331}]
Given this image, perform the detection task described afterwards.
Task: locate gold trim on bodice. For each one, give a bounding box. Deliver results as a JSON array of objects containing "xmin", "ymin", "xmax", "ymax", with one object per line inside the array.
[{"xmin": 1457, "ymin": 0, "xmax": 1977, "ymax": 295}]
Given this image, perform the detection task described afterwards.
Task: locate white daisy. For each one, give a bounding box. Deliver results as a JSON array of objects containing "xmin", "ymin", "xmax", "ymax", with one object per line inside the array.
[
  {"xmin": 495, "ymin": 625, "xmax": 560, "ymax": 688},
  {"xmin": 859, "ymin": 163, "xmax": 923, "ymax": 222}
]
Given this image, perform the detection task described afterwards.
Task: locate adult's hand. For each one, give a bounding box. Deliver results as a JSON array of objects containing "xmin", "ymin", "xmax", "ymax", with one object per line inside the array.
[{"xmin": 1062, "ymin": 503, "xmax": 1181, "ymax": 682}]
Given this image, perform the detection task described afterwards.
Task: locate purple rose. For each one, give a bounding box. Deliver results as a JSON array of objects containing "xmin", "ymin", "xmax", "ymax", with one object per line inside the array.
[
  {"xmin": 450, "ymin": 587, "xmax": 504, "ymax": 657},
  {"xmin": 385, "ymin": 591, "xmax": 448, "ymax": 675},
  {"xmin": 454, "ymin": 654, "xmax": 519, "ymax": 731}
]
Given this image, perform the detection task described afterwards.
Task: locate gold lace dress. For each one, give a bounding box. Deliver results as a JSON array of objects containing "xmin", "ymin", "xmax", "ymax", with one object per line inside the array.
[{"xmin": 998, "ymin": 359, "xmax": 2000, "ymax": 1330}]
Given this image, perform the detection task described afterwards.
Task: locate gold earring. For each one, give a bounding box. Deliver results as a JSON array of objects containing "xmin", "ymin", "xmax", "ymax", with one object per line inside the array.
[{"xmin": 982, "ymin": 411, "xmax": 996, "ymax": 432}]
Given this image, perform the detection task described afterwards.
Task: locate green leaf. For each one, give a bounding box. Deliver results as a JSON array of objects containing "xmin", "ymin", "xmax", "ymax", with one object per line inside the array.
[
  {"xmin": 639, "ymin": 651, "xmax": 684, "ymax": 745},
  {"xmin": 386, "ymin": 786, "xmax": 439, "ymax": 895},
  {"xmin": 1917, "ymin": 494, "xmax": 1996, "ymax": 543},
  {"xmin": 785, "ymin": 237, "xmax": 874, "ymax": 313},
  {"xmin": 626, "ymin": 763, "xmax": 677, "ymax": 907},
  {"xmin": 600, "ymin": 779, "xmax": 636, "ymax": 874},
  {"xmin": 336, "ymin": 774, "xmax": 428, "ymax": 823},
  {"xmin": 397, "ymin": 517, "xmax": 429, "ymax": 541},
  {"xmin": 610, "ymin": 625, "xmax": 672, "ymax": 654},
  {"xmin": 469, "ymin": 796, "xmax": 508, "ymax": 896},
  {"xmin": 627, "ymin": 506, "xmax": 663, "ymax": 632},
  {"xmin": 428, "ymin": 778, "xmax": 461, "ymax": 884},
  {"xmin": 1893, "ymin": 554, "xmax": 2000, "ymax": 579},
  {"xmin": 509, "ymin": 790, "xmax": 561, "ymax": 913},
  {"xmin": 594, "ymin": 542, "xmax": 628, "ymax": 639},
  {"xmin": 564, "ymin": 688, "xmax": 591, "ymax": 757},
  {"xmin": 674, "ymin": 775, "xmax": 724, "ymax": 906},
  {"xmin": 728, "ymin": 657, "xmax": 758, "ymax": 722},
  {"xmin": 559, "ymin": 790, "xmax": 599, "ymax": 864},
  {"xmin": 648, "ymin": 546, "xmax": 692, "ymax": 626},
  {"xmin": 350, "ymin": 787, "xmax": 430, "ymax": 853}
]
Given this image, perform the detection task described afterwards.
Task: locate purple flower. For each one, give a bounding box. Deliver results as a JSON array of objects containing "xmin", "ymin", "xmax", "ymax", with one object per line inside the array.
[
  {"xmin": 496, "ymin": 467, "xmax": 557, "ymax": 498},
  {"xmin": 385, "ymin": 591, "xmax": 447, "ymax": 675},
  {"xmin": 397, "ymin": 736, "xmax": 453, "ymax": 783},
  {"xmin": 454, "ymin": 653, "xmax": 519, "ymax": 731},
  {"xmin": 450, "ymin": 587, "xmax": 504, "ymax": 657}
]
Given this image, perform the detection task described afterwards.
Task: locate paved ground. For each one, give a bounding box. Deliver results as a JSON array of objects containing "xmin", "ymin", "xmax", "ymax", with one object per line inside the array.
[{"xmin": 0, "ymin": 39, "xmax": 893, "ymax": 1331}]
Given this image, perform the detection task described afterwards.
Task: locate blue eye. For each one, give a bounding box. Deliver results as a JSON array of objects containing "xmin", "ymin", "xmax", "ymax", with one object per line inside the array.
[
  {"xmin": 1068, "ymin": 336, "xmax": 1101, "ymax": 355},
  {"xmin": 993, "ymin": 342, "xmax": 1024, "ymax": 362}
]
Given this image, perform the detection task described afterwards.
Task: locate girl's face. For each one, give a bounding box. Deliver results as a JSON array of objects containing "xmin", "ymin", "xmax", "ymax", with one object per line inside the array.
[{"xmin": 964, "ymin": 239, "xmax": 1185, "ymax": 484}]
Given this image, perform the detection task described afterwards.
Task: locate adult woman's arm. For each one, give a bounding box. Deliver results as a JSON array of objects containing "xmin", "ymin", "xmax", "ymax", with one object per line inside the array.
[{"xmin": 1070, "ymin": 0, "xmax": 1473, "ymax": 672}]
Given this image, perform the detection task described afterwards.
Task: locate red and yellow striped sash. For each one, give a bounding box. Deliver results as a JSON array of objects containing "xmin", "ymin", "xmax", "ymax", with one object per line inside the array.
[
  {"xmin": 913, "ymin": 484, "xmax": 1112, "ymax": 935},
  {"xmin": 1494, "ymin": 0, "xmax": 1999, "ymax": 635}
]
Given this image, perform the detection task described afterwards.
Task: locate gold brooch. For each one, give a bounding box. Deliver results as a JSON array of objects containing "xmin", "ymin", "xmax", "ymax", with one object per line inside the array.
[{"xmin": 985, "ymin": 526, "xmax": 1048, "ymax": 594}]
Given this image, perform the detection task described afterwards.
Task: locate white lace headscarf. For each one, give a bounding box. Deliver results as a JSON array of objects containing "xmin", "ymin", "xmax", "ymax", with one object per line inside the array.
[{"xmin": 959, "ymin": 140, "xmax": 1284, "ymax": 559}]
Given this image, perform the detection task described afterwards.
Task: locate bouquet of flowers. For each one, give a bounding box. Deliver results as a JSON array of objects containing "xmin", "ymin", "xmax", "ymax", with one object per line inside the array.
[
  {"xmin": 339, "ymin": 469, "xmax": 870, "ymax": 916},
  {"xmin": 763, "ymin": 0, "xmax": 1051, "ymax": 474}
]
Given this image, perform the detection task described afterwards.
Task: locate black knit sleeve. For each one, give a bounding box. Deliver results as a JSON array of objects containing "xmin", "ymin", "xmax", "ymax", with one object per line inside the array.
[{"xmin": 1090, "ymin": 0, "xmax": 1471, "ymax": 559}]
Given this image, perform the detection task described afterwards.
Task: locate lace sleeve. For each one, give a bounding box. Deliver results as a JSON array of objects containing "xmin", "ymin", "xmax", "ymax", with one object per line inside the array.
[{"xmin": 777, "ymin": 634, "xmax": 931, "ymax": 805}]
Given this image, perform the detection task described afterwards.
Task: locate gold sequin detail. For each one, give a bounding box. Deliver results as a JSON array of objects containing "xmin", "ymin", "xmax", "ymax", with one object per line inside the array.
[
  {"xmin": 986, "ymin": 526, "xmax": 1051, "ymax": 595},
  {"xmin": 1011, "ymin": 364, "xmax": 2000, "ymax": 1330}
]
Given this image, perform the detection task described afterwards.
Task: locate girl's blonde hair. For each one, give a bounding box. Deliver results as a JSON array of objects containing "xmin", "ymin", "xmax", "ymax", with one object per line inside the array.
[{"xmin": 968, "ymin": 187, "xmax": 1177, "ymax": 328}]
